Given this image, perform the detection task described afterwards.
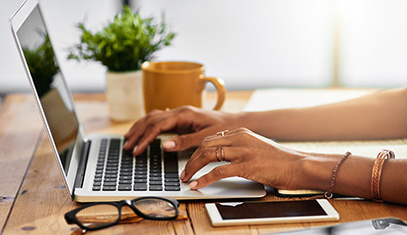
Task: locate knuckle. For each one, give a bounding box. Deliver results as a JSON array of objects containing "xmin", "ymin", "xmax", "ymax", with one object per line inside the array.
[
  {"xmin": 200, "ymin": 174, "xmax": 209, "ymax": 186},
  {"xmin": 146, "ymin": 110, "xmax": 159, "ymax": 118},
  {"xmin": 178, "ymin": 105, "xmax": 197, "ymax": 117},
  {"xmin": 213, "ymin": 166, "xmax": 227, "ymax": 177},
  {"xmin": 237, "ymin": 127, "xmax": 249, "ymax": 132},
  {"xmin": 201, "ymin": 148, "xmax": 213, "ymax": 160},
  {"xmin": 179, "ymin": 105, "xmax": 193, "ymax": 113},
  {"xmin": 149, "ymin": 121, "xmax": 161, "ymax": 131}
]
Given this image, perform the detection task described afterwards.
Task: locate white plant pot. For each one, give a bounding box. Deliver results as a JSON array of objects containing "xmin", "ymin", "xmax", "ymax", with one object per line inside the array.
[{"xmin": 106, "ymin": 70, "xmax": 145, "ymax": 122}]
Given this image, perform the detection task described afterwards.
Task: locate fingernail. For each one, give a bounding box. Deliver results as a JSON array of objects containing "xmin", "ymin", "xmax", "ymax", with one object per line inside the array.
[
  {"xmin": 163, "ymin": 140, "xmax": 176, "ymax": 150},
  {"xmin": 123, "ymin": 142, "xmax": 129, "ymax": 149},
  {"xmin": 189, "ymin": 181, "xmax": 198, "ymax": 189},
  {"xmin": 180, "ymin": 170, "xmax": 185, "ymax": 180},
  {"xmin": 132, "ymin": 145, "xmax": 138, "ymax": 154}
]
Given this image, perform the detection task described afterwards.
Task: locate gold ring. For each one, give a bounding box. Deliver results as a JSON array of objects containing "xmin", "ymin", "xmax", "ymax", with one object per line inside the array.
[
  {"xmin": 216, "ymin": 146, "xmax": 225, "ymax": 162},
  {"xmin": 216, "ymin": 130, "xmax": 229, "ymax": 137}
]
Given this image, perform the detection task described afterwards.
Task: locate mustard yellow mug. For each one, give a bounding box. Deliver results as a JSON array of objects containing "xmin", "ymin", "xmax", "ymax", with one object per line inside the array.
[{"xmin": 142, "ymin": 61, "xmax": 226, "ymax": 113}]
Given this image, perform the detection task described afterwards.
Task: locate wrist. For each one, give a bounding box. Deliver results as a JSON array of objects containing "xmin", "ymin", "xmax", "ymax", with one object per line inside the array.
[
  {"xmin": 299, "ymin": 153, "xmax": 341, "ymax": 191},
  {"xmin": 233, "ymin": 112, "xmax": 253, "ymax": 129}
]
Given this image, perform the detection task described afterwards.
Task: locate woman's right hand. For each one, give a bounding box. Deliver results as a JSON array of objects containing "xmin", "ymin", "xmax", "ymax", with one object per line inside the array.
[{"xmin": 123, "ymin": 106, "xmax": 241, "ymax": 155}]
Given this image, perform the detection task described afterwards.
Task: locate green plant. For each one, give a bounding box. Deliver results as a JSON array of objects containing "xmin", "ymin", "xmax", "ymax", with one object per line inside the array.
[
  {"xmin": 23, "ymin": 33, "xmax": 59, "ymax": 97},
  {"xmin": 68, "ymin": 5, "xmax": 175, "ymax": 72}
]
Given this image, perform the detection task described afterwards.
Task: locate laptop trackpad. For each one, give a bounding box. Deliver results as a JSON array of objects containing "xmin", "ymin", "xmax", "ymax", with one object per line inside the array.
[{"xmin": 178, "ymin": 155, "xmax": 266, "ymax": 198}]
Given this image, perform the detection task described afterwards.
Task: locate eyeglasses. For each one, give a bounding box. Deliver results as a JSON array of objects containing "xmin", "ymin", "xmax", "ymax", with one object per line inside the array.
[{"xmin": 65, "ymin": 197, "xmax": 181, "ymax": 233}]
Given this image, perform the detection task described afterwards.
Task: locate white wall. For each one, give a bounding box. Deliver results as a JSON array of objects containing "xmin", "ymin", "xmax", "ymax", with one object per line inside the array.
[
  {"xmin": 1, "ymin": 0, "xmax": 406, "ymax": 94},
  {"xmin": 339, "ymin": 0, "xmax": 407, "ymax": 87},
  {"xmin": 134, "ymin": 0, "xmax": 335, "ymax": 89}
]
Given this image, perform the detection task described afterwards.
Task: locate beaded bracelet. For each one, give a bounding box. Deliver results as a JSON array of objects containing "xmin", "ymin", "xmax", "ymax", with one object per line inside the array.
[
  {"xmin": 324, "ymin": 151, "xmax": 352, "ymax": 199},
  {"xmin": 371, "ymin": 149, "xmax": 395, "ymax": 202}
]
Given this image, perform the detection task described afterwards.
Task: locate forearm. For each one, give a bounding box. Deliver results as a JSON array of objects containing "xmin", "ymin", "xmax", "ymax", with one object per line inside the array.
[
  {"xmin": 238, "ymin": 88, "xmax": 407, "ymax": 141},
  {"xmin": 299, "ymin": 152, "xmax": 407, "ymax": 205}
]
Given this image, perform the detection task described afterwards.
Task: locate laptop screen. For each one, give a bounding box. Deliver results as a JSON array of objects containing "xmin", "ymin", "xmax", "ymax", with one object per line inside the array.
[{"xmin": 16, "ymin": 4, "xmax": 79, "ymax": 174}]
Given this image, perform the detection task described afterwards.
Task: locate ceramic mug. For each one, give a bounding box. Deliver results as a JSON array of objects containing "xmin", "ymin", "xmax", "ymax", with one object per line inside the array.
[{"xmin": 141, "ymin": 61, "xmax": 226, "ymax": 113}]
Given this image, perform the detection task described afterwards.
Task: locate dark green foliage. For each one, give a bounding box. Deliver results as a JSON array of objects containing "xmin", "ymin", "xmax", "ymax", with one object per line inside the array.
[
  {"xmin": 68, "ymin": 6, "xmax": 176, "ymax": 72},
  {"xmin": 23, "ymin": 33, "xmax": 59, "ymax": 97}
]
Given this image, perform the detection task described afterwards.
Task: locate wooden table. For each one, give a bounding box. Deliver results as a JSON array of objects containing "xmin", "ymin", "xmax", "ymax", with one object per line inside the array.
[{"xmin": 1, "ymin": 91, "xmax": 407, "ymax": 235}]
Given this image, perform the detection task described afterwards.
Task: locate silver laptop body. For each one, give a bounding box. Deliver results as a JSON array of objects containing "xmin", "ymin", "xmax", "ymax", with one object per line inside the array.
[{"xmin": 10, "ymin": 0, "xmax": 266, "ymax": 202}]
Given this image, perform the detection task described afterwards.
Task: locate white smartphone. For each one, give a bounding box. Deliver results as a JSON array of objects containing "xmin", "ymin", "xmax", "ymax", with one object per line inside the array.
[{"xmin": 205, "ymin": 199, "xmax": 339, "ymax": 226}]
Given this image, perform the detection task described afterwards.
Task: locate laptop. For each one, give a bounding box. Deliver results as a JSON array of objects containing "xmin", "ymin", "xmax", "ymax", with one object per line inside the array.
[{"xmin": 10, "ymin": 0, "xmax": 266, "ymax": 202}]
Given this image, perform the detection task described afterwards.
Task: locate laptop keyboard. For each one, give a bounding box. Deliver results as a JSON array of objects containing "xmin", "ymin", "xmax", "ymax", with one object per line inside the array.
[{"xmin": 92, "ymin": 138, "xmax": 181, "ymax": 192}]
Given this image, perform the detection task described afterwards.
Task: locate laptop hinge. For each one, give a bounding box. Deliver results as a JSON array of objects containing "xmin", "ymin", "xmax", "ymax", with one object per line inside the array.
[{"xmin": 73, "ymin": 140, "xmax": 91, "ymax": 190}]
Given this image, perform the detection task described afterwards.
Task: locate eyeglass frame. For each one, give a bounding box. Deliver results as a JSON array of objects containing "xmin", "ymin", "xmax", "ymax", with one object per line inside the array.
[{"xmin": 65, "ymin": 196, "xmax": 180, "ymax": 232}]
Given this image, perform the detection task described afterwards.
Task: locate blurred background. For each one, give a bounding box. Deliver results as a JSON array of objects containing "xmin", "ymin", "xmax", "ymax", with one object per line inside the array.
[{"xmin": 1, "ymin": 0, "xmax": 407, "ymax": 95}]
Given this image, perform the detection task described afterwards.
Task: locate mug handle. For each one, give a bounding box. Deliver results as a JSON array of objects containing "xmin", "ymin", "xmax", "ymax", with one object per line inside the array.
[{"xmin": 200, "ymin": 76, "xmax": 226, "ymax": 110}]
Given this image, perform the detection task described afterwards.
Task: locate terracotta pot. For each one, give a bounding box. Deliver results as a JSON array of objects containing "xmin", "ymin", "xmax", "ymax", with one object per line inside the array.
[{"xmin": 105, "ymin": 70, "xmax": 144, "ymax": 122}]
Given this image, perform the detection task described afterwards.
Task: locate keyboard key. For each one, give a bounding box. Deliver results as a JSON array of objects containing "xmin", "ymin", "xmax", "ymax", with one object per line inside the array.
[
  {"xmin": 102, "ymin": 186, "xmax": 116, "ymax": 191},
  {"xmin": 104, "ymin": 178, "xmax": 117, "ymax": 182},
  {"xmin": 120, "ymin": 171, "xmax": 132, "ymax": 176},
  {"xmin": 106, "ymin": 166, "xmax": 118, "ymax": 170},
  {"xmin": 92, "ymin": 186, "xmax": 101, "ymax": 191},
  {"xmin": 165, "ymin": 186, "xmax": 180, "ymax": 191},
  {"xmin": 134, "ymin": 175, "xmax": 147, "ymax": 179},
  {"xmin": 118, "ymin": 184, "xmax": 132, "ymax": 191},
  {"xmin": 119, "ymin": 179, "xmax": 132, "ymax": 184},
  {"xmin": 164, "ymin": 151, "xmax": 178, "ymax": 173},
  {"xmin": 120, "ymin": 167, "xmax": 133, "ymax": 172},
  {"xmin": 103, "ymin": 182, "xmax": 117, "ymax": 186},
  {"xmin": 164, "ymin": 182, "xmax": 180, "ymax": 187},
  {"xmin": 149, "ymin": 173, "xmax": 162, "ymax": 177},
  {"xmin": 165, "ymin": 173, "xmax": 179, "ymax": 178},
  {"xmin": 119, "ymin": 175, "xmax": 132, "ymax": 180},
  {"xmin": 150, "ymin": 177, "xmax": 162, "ymax": 181},
  {"xmin": 149, "ymin": 181, "xmax": 162, "ymax": 185},
  {"xmin": 104, "ymin": 174, "xmax": 117, "ymax": 178},
  {"xmin": 149, "ymin": 185, "xmax": 163, "ymax": 191},
  {"xmin": 134, "ymin": 184, "xmax": 147, "ymax": 191},
  {"xmin": 165, "ymin": 178, "xmax": 179, "ymax": 182},
  {"xmin": 134, "ymin": 179, "xmax": 147, "ymax": 183}
]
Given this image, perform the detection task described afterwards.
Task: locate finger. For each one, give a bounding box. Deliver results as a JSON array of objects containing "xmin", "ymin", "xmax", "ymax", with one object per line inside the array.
[
  {"xmin": 131, "ymin": 114, "xmax": 186, "ymax": 155},
  {"xmin": 124, "ymin": 109, "xmax": 163, "ymax": 139},
  {"xmin": 162, "ymin": 130, "xmax": 217, "ymax": 152},
  {"xmin": 123, "ymin": 110, "xmax": 167, "ymax": 150},
  {"xmin": 181, "ymin": 146, "xmax": 242, "ymax": 182},
  {"xmin": 189, "ymin": 164, "xmax": 238, "ymax": 190},
  {"xmin": 202, "ymin": 127, "xmax": 252, "ymax": 143},
  {"xmin": 181, "ymin": 133, "xmax": 236, "ymax": 178}
]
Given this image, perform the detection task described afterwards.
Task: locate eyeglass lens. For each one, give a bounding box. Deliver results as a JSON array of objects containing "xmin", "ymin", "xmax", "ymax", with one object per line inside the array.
[
  {"xmin": 133, "ymin": 198, "xmax": 177, "ymax": 218},
  {"xmin": 76, "ymin": 204, "xmax": 119, "ymax": 228}
]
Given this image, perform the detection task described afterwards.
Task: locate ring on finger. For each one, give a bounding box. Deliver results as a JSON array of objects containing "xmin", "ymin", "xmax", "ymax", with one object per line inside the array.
[
  {"xmin": 215, "ymin": 146, "xmax": 226, "ymax": 162},
  {"xmin": 216, "ymin": 130, "xmax": 229, "ymax": 137}
]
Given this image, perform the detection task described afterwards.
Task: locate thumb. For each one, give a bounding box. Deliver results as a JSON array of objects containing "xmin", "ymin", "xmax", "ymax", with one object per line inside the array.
[{"xmin": 162, "ymin": 132, "xmax": 208, "ymax": 151}]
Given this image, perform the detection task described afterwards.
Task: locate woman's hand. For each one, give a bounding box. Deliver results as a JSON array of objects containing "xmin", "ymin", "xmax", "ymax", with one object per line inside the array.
[
  {"xmin": 180, "ymin": 128, "xmax": 307, "ymax": 190},
  {"xmin": 123, "ymin": 106, "xmax": 241, "ymax": 155}
]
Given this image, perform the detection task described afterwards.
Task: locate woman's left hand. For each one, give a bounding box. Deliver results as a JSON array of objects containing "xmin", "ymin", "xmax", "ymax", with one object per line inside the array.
[{"xmin": 180, "ymin": 128, "xmax": 307, "ymax": 190}]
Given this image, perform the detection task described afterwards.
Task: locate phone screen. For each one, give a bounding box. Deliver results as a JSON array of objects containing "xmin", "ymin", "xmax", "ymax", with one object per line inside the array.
[{"xmin": 216, "ymin": 200, "xmax": 327, "ymax": 220}]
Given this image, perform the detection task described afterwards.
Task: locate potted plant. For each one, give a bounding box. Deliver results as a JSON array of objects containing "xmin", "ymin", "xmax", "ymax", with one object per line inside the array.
[{"xmin": 68, "ymin": 5, "xmax": 175, "ymax": 121}]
